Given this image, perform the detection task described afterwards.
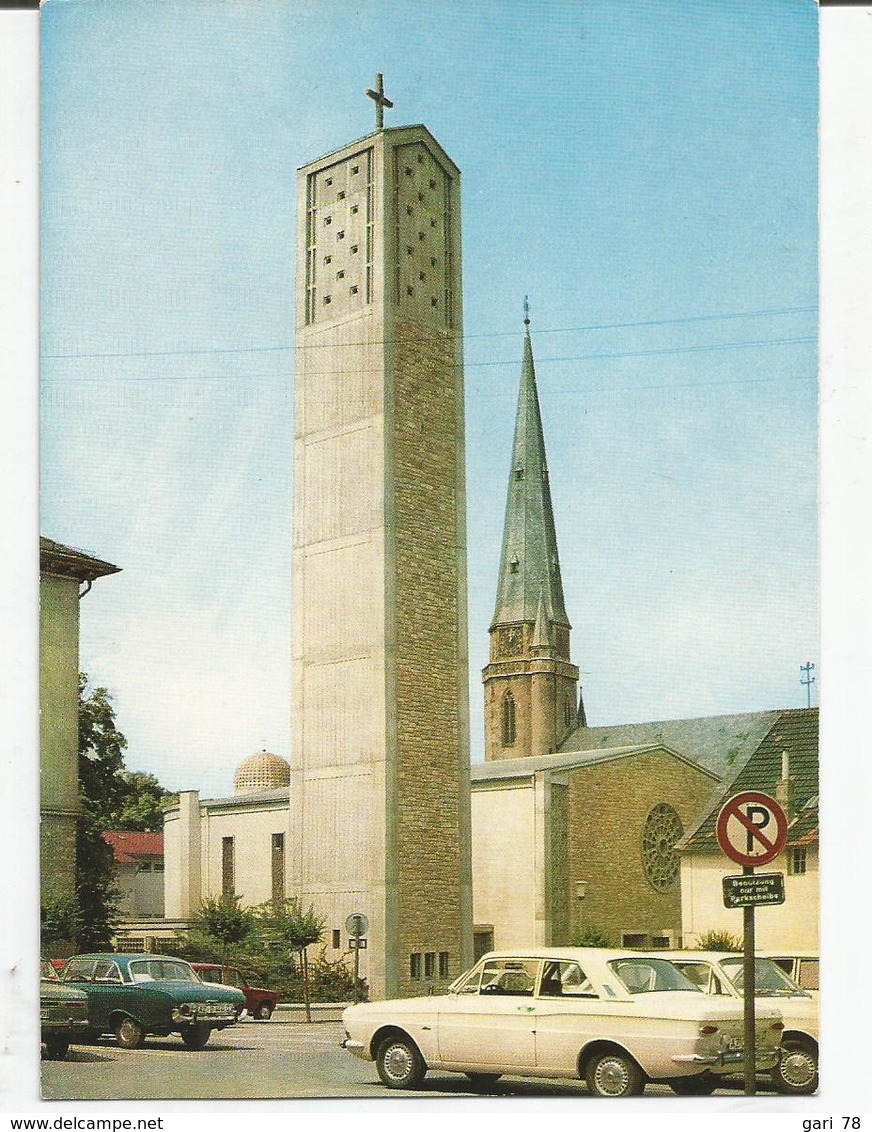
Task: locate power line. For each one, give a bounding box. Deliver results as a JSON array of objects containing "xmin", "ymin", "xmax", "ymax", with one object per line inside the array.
[
  {"xmin": 41, "ymin": 333, "xmax": 817, "ymax": 384},
  {"xmin": 41, "ymin": 304, "xmax": 817, "ymax": 362}
]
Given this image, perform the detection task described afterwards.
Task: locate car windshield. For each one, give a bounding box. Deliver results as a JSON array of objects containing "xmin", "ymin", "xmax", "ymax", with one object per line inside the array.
[
  {"xmin": 720, "ymin": 957, "xmax": 808, "ymax": 996},
  {"xmin": 608, "ymin": 957, "xmax": 701, "ymax": 994},
  {"xmin": 129, "ymin": 959, "xmax": 198, "ymax": 983}
]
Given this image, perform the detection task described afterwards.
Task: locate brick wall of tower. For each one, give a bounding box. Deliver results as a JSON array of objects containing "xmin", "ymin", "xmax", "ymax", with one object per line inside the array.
[{"xmin": 390, "ymin": 319, "xmax": 468, "ymax": 996}]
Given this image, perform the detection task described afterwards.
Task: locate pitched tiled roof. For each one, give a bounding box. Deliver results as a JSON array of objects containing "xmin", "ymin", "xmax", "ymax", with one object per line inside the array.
[
  {"xmin": 679, "ymin": 708, "xmax": 818, "ymax": 854},
  {"xmin": 559, "ymin": 710, "xmax": 781, "ymax": 781},
  {"xmin": 102, "ymin": 831, "xmax": 164, "ymax": 865}
]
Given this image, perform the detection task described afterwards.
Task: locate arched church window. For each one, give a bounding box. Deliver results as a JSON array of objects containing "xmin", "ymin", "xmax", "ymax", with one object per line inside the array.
[
  {"xmin": 641, "ymin": 803, "xmax": 683, "ymax": 892},
  {"xmin": 501, "ymin": 691, "xmax": 516, "ymax": 747}
]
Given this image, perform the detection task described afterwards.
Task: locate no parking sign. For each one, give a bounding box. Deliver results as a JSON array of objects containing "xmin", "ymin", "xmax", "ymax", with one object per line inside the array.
[{"xmin": 715, "ymin": 790, "xmax": 788, "ymax": 867}]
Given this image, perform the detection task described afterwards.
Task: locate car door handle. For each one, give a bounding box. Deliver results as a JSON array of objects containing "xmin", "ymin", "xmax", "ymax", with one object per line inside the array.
[{"xmin": 518, "ymin": 1005, "xmax": 535, "ymax": 1013}]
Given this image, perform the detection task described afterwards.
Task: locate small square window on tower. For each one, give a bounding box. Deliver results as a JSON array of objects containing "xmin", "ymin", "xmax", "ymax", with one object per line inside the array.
[
  {"xmin": 429, "ymin": 178, "xmax": 437, "ymax": 189},
  {"xmin": 351, "ymin": 204, "xmax": 359, "ymax": 214},
  {"xmin": 324, "ymin": 255, "xmax": 332, "ymax": 264},
  {"xmin": 336, "ymin": 269, "xmax": 345, "ymax": 279},
  {"xmin": 404, "ymin": 167, "xmax": 412, "ymax": 177},
  {"xmin": 406, "ymin": 285, "xmax": 414, "ymax": 296},
  {"xmin": 325, "ymin": 177, "xmax": 333, "ymax": 186},
  {"xmin": 417, "ymin": 154, "xmax": 424, "ymax": 164},
  {"xmin": 406, "ymin": 206, "xmax": 414, "ymax": 216},
  {"xmin": 430, "ymin": 296, "xmax": 438, "ymax": 307},
  {"xmin": 350, "ymin": 284, "xmax": 359, "ymax": 295},
  {"xmin": 419, "ymin": 271, "xmax": 426, "ymax": 281},
  {"xmin": 351, "ymin": 165, "xmax": 359, "ymax": 175},
  {"xmin": 417, "ymin": 191, "xmax": 424, "ymax": 202},
  {"xmin": 323, "ymin": 294, "xmax": 332, "ymax": 305},
  {"xmin": 418, "ymin": 231, "xmax": 425, "ymax": 241},
  {"xmin": 407, "ymin": 246, "xmax": 413, "ymax": 256},
  {"xmin": 337, "ymin": 190, "xmax": 346, "ymax": 200},
  {"xmin": 430, "ymin": 256, "xmax": 437, "ymax": 267},
  {"xmin": 323, "ymin": 216, "xmax": 332, "ymax": 226},
  {"xmin": 351, "ymin": 244, "xmax": 358, "ymax": 254},
  {"xmin": 337, "ymin": 230, "xmax": 345, "ymax": 240},
  {"xmin": 430, "ymin": 218, "xmax": 437, "ymax": 228}
]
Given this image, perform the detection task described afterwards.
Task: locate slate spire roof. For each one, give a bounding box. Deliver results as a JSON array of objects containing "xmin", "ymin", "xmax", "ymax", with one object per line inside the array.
[{"xmin": 491, "ymin": 320, "xmax": 570, "ymax": 630}]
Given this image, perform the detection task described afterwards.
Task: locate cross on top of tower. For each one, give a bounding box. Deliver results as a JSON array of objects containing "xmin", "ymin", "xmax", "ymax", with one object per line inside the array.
[
  {"xmin": 365, "ymin": 73, "xmax": 394, "ymax": 130},
  {"xmin": 523, "ymin": 296, "xmax": 531, "ymax": 327}
]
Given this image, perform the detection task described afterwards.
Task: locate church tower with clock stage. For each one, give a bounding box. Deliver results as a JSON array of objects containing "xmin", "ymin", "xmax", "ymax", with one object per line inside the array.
[
  {"xmin": 482, "ymin": 313, "xmax": 582, "ymax": 762},
  {"xmin": 288, "ymin": 79, "xmax": 473, "ymax": 1000}
]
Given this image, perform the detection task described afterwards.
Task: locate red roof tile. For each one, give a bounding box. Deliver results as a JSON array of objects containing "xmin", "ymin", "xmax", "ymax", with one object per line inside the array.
[{"xmin": 102, "ymin": 831, "xmax": 164, "ymax": 864}]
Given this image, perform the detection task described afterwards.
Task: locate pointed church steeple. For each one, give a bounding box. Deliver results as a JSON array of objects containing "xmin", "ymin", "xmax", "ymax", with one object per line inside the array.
[
  {"xmin": 491, "ymin": 315, "xmax": 569, "ymax": 631},
  {"xmin": 482, "ymin": 305, "xmax": 582, "ymax": 761}
]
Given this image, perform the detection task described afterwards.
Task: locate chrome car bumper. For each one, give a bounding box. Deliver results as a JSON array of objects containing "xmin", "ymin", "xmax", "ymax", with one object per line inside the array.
[
  {"xmin": 340, "ymin": 1036, "xmax": 367, "ymax": 1059},
  {"xmin": 672, "ymin": 1050, "xmax": 780, "ymax": 1071}
]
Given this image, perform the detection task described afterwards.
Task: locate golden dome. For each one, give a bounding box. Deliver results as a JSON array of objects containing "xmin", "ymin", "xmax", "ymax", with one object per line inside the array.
[{"xmin": 233, "ymin": 750, "xmax": 291, "ymax": 794}]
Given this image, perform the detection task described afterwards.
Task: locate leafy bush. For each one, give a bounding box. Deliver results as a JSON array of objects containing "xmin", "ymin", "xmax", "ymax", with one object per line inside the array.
[{"xmin": 695, "ymin": 929, "xmax": 743, "ymax": 952}]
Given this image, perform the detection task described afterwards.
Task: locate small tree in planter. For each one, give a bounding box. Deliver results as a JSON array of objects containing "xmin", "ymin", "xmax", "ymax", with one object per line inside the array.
[{"xmin": 254, "ymin": 899, "xmax": 325, "ymax": 1021}]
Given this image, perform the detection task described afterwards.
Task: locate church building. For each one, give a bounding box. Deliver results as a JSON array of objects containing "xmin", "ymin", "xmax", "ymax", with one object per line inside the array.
[{"xmin": 161, "ymin": 84, "xmax": 818, "ymax": 986}]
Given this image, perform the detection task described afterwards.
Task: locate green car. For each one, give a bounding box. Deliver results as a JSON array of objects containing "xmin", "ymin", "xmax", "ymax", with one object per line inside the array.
[
  {"xmin": 61, "ymin": 954, "xmax": 245, "ymax": 1050},
  {"xmin": 41, "ymin": 959, "xmax": 89, "ymax": 1060}
]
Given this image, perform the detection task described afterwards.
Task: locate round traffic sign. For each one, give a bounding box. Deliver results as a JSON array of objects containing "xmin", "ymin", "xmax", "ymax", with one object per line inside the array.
[
  {"xmin": 715, "ymin": 791, "xmax": 788, "ymax": 867},
  {"xmin": 345, "ymin": 912, "xmax": 369, "ymax": 938}
]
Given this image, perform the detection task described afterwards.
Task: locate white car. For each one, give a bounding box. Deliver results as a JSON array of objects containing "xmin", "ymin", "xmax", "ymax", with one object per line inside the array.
[
  {"xmin": 760, "ymin": 952, "xmax": 819, "ymax": 996},
  {"xmin": 668, "ymin": 950, "xmax": 818, "ymax": 1095},
  {"xmin": 341, "ymin": 948, "xmax": 783, "ymax": 1097}
]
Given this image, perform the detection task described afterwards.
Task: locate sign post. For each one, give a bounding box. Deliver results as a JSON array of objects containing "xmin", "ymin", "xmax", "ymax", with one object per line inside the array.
[
  {"xmin": 345, "ymin": 913, "xmax": 369, "ymax": 1002},
  {"xmin": 715, "ymin": 791, "xmax": 788, "ymax": 1096}
]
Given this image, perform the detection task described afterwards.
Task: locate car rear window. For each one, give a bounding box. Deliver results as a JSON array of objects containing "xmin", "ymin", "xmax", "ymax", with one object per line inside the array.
[{"xmin": 608, "ymin": 957, "xmax": 701, "ymax": 994}]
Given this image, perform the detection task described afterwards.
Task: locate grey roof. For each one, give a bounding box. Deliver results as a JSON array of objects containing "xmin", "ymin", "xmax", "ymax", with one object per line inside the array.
[
  {"xmin": 491, "ymin": 327, "xmax": 569, "ymax": 630},
  {"xmin": 471, "ymin": 741, "xmax": 719, "ymax": 786},
  {"xmin": 39, "ymin": 536, "xmax": 121, "ymax": 581},
  {"xmin": 558, "ymin": 710, "xmax": 783, "ymax": 781},
  {"xmin": 680, "ymin": 708, "xmax": 818, "ymax": 853}
]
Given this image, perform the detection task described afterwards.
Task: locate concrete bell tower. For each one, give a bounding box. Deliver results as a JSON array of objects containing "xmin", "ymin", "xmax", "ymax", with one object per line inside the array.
[
  {"xmin": 289, "ymin": 81, "xmax": 473, "ymax": 999},
  {"xmin": 483, "ymin": 310, "xmax": 581, "ymax": 760}
]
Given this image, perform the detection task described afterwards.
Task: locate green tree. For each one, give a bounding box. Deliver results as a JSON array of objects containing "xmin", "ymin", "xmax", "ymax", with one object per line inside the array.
[
  {"xmin": 253, "ymin": 898, "xmax": 325, "ymax": 1020},
  {"xmin": 108, "ymin": 770, "xmax": 177, "ymax": 832},
  {"xmin": 72, "ymin": 676, "xmax": 129, "ymax": 949},
  {"xmin": 41, "ymin": 675, "xmax": 176, "ymax": 952},
  {"xmin": 193, "ymin": 893, "xmax": 255, "ymax": 960}
]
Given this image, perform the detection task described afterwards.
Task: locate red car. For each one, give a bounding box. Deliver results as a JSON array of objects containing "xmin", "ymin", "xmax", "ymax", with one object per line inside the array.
[{"xmin": 192, "ymin": 964, "xmax": 279, "ymax": 1020}]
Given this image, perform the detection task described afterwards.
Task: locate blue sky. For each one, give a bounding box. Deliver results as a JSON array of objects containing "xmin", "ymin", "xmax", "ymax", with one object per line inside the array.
[{"xmin": 39, "ymin": 0, "xmax": 819, "ymax": 798}]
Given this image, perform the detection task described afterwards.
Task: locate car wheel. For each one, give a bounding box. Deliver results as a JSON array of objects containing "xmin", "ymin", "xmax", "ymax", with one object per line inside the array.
[
  {"xmin": 43, "ymin": 1038, "xmax": 70, "ymax": 1061},
  {"xmin": 464, "ymin": 1073, "xmax": 502, "ymax": 1090},
  {"xmin": 773, "ymin": 1039, "xmax": 818, "ymax": 1095},
  {"xmin": 376, "ymin": 1034, "xmax": 427, "ymax": 1089},
  {"xmin": 255, "ymin": 1002, "xmax": 274, "ymax": 1021},
  {"xmin": 585, "ymin": 1049, "xmax": 644, "ymax": 1097},
  {"xmin": 180, "ymin": 1024, "xmax": 212, "ymax": 1050},
  {"xmin": 669, "ymin": 1074, "xmax": 718, "ymax": 1096},
  {"xmin": 114, "ymin": 1017, "xmax": 146, "ymax": 1050}
]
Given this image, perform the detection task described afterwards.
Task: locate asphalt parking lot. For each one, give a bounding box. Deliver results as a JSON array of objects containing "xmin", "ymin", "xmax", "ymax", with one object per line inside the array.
[{"xmin": 41, "ymin": 1017, "xmax": 779, "ymax": 1101}]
